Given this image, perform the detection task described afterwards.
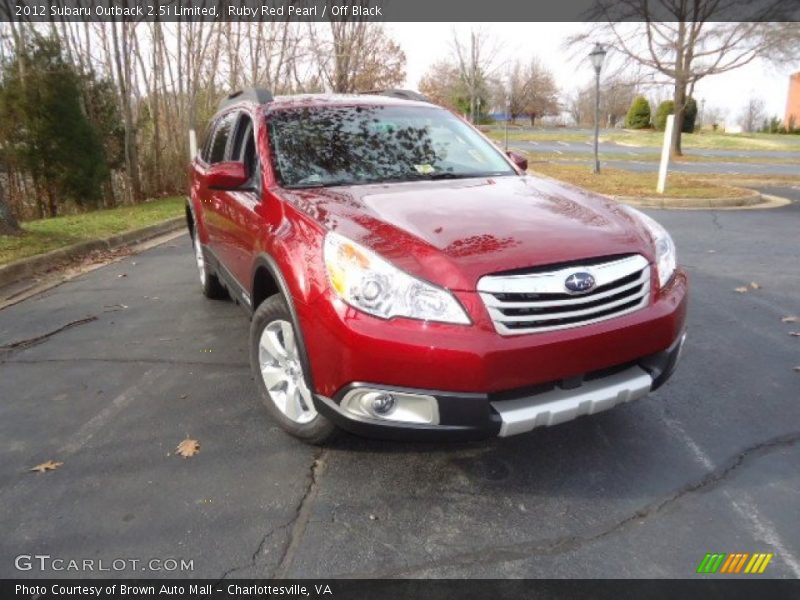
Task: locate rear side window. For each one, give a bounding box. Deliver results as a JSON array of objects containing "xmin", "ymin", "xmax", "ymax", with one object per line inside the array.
[{"xmin": 208, "ymin": 113, "xmax": 236, "ymax": 164}]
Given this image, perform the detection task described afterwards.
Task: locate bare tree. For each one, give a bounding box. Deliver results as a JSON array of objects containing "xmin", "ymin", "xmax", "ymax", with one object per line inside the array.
[
  {"xmin": 451, "ymin": 28, "xmax": 501, "ymax": 123},
  {"xmin": 311, "ymin": 21, "xmax": 405, "ymax": 93},
  {"xmin": 568, "ymin": 79, "xmax": 636, "ymax": 128},
  {"xmin": 739, "ymin": 96, "xmax": 766, "ymax": 133},
  {"xmin": 570, "ymin": 2, "xmax": 800, "ymax": 155},
  {"xmin": 519, "ymin": 59, "xmax": 559, "ymax": 127},
  {"xmin": 418, "ymin": 60, "xmax": 465, "ymax": 111},
  {"xmin": 703, "ymin": 105, "xmax": 727, "ymax": 131}
]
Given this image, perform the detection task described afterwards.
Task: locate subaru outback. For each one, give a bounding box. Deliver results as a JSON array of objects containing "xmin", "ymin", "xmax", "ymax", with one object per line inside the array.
[{"xmin": 186, "ymin": 88, "xmax": 687, "ymax": 444}]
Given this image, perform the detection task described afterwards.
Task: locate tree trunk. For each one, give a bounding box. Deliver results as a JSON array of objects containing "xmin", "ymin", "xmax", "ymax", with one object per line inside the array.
[
  {"xmin": 47, "ymin": 187, "xmax": 58, "ymax": 218},
  {"xmin": 670, "ymin": 21, "xmax": 687, "ymax": 158},
  {"xmin": 111, "ymin": 22, "xmax": 143, "ymax": 203},
  {"xmin": 530, "ymin": 114, "xmax": 536, "ymax": 127},
  {"xmin": 0, "ymin": 168, "xmax": 21, "ymax": 236},
  {"xmin": 671, "ymin": 80, "xmax": 687, "ymax": 157}
]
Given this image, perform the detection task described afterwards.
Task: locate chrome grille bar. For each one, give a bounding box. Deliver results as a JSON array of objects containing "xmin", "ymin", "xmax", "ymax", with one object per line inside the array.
[{"xmin": 478, "ymin": 255, "xmax": 651, "ymax": 335}]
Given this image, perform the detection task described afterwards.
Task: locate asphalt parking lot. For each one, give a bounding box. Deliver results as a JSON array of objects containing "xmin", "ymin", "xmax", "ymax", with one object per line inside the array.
[
  {"xmin": 513, "ymin": 136, "xmax": 800, "ymax": 176},
  {"xmin": 1, "ymin": 199, "xmax": 799, "ymax": 579}
]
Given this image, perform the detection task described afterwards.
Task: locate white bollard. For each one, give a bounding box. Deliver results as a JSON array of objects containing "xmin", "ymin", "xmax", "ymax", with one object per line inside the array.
[{"xmin": 657, "ymin": 115, "xmax": 674, "ymax": 194}]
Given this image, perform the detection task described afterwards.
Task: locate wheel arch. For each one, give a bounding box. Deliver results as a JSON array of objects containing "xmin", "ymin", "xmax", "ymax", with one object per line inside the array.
[{"xmin": 251, "ymin": 253, "xmax": 317, "ymax": 394}]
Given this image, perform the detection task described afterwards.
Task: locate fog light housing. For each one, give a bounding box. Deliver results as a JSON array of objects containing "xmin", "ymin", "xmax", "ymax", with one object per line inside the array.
[
  {"xmin": 362, "ymin": 392, "xmax": 396, "ymax": 417},
  {"xmin": 340, "ymin": 388, "xmax": 440, "ymax": 424}
]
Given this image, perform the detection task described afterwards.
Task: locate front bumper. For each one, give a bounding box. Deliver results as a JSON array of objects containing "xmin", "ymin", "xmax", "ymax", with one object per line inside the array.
[{"xmin": 315, "ymin": 331, "xmax": 686, "ymax": 441}]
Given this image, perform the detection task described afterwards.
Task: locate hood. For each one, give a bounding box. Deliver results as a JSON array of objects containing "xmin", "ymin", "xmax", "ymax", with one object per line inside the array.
[{"xmin": 281, "ymin": 175, "xmax": 655, "ymax": 291}]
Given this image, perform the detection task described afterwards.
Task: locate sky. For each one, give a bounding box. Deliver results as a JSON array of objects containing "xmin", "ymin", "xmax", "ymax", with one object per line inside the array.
[{"xmin": 388, "ymin": 23, "xmax": 799, "ymax": 125}]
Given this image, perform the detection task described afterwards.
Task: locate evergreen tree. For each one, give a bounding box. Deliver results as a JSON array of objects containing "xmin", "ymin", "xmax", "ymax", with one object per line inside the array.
[
  {"xmin": 0, "ymin": 36, "xmax": 109, "ymax": 216},
  {"xmin": 655, "ymin": 100, "xmax": 675, "ymax": 131},
  {"xmin": 625, "ymin": 96, "xmax": 651, "ymax": 129}
]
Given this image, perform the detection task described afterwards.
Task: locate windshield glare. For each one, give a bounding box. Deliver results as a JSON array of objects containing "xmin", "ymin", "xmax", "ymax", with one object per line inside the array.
[{"xmin": 268, "ymin": 104, "xmax": 516, "ymax": 188}]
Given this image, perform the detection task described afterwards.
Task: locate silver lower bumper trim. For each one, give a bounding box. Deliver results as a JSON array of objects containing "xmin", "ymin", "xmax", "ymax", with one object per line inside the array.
[{"xmin": 491, "ymin": 366, "xmax": 653, "ymax": 437}]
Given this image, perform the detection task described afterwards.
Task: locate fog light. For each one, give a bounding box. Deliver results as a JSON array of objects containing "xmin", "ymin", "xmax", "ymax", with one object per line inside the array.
[
  {"xmin": 364, "ymin": 392, "xmax": 396, "ymax": 416},
  {"xmin": 340, "ymin": 387, "xmax": 440, "ymax": 424}
]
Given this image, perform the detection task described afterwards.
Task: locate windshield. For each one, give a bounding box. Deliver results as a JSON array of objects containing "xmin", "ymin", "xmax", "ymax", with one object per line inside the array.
[{"xmin": 268, "ymin": 104, "xmax": 517, "ymax": 188}]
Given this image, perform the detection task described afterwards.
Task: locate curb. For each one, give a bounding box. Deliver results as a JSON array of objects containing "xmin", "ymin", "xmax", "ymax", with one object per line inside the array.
[
  {"xmin": 611, "ymin": 188, "xmax": 765, "ymax": 209},
  {"xmin": 0, "ymin": 217, "xmax": 185, "ymax": 288},
  {"xmin": 527, "ymin": 169, "xmax": 781, "ymax": 210}
]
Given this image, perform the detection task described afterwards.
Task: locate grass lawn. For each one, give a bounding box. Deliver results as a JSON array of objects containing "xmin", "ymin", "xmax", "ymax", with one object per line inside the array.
[
  {"xmin": 484, "ymin": 126, "xmax": 800, "ymax": 153},
  {"xmin": 0, "ymin": 197, "xmax": 184, "ymax": 265},
  {"xmin": 528, "ymin": 163, "xmax": 747, "ymax": 199}
]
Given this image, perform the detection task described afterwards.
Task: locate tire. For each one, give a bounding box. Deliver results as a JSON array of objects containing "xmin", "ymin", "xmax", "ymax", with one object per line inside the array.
[
  {"xmin": 250, "ymin": 294, "xmax": 338, "ymax": 444},
  {"xmin": 192, "ymin": 234, "xmax": 228, "ymax": 300}
]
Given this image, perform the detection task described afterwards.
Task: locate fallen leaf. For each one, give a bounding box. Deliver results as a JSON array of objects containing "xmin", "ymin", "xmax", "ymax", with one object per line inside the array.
[
  {"xmin": 750, "ymin": 282, "xmax": 761, "ymax": 290},
  {"xmin": 176, "ymin": 439, "xmax": 200, "ymax": 458},
  {"xmin": 29, "ymin": 460, "xmax": 63, "ymax": 473},
  {"xmin": 782, "ymin": 316, "xmax": 799, "ymax": 323},
  {"xmin": 788, "ymin": 332, "xmax": 800, "ymax": 337},
  {"xmin": 117, "ymin": 273, "xmax": 127, "ymax": 278},
  {"xmin": 179, "ymin": 394, "xmax": 189, "ymax": 399},
  {"xmin": 734, "ymin": 287, "xmax": 749, "ymax": 294}
]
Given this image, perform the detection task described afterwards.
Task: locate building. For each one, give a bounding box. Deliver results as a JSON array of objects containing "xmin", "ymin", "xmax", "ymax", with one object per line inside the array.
[{"xmin": 786, "ymin": 72, "xmax": 800, "ymax": 129}]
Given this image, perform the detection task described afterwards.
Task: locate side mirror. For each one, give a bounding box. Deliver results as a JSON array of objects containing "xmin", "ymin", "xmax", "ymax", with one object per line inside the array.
[
  {"xmin": 507, "ymin": 151, "xmax": 528, "ymax": 172},
  {"xmin": 207, "ymin": 161, "xmax": 249, "ymax": 190}
]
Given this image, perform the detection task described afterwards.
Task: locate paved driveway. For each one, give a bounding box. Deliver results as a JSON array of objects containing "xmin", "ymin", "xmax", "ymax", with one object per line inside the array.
[
  {"xmin": 513, "ymin": 136, "xmax": 800, "ymax": 176},
  {"xmin": 1, "ymin": 202, "xmax": 799, "ymax": 579}
]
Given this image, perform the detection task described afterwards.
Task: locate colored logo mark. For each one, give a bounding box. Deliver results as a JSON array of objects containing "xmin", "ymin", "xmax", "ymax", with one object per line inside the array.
[{"xmin": 696, "ymin": 552, "xmax": 773, "ymax": 574}]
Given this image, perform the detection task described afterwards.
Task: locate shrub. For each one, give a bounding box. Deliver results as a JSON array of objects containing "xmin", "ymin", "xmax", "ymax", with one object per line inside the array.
[
  {"xmin": 655, "ymin": 100, "xmax": 675, "ymax": 131},
  {"xmin": 625, "ymin": 96, "xmax": 651, "ymax": 129},
  {"xmin": 682, "ymin": 97, "xmax": 698, "ymax": 133}
]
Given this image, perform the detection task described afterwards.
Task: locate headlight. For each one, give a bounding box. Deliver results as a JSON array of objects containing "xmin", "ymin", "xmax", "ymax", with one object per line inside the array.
[
  {"xmin": 623, "ymin": 206, "xmax": 677, "ymax": 289},
  {"xmin": 323, "ymin": 232, "xmax": 470, "ymax": 325}
]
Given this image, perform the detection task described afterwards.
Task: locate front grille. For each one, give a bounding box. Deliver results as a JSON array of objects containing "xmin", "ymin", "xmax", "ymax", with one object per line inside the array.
[{"xmin": 478, "ymin": 254, "xmax": 651, "ymax": 335}]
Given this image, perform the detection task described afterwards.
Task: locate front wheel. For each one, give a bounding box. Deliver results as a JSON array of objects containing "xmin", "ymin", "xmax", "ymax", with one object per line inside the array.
[{"xmin": 249, "ymin": 295, "xmax": 338, "ymax": 444}]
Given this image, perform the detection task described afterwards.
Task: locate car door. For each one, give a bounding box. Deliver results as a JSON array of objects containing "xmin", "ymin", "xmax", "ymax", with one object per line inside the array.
[
  {"xmin": 215, "ymin": 111, "xmax": 262, "ymax": 294},
  {"xmin": 196, "ymin": 111, "xmax": 237, "ymax": 266}
]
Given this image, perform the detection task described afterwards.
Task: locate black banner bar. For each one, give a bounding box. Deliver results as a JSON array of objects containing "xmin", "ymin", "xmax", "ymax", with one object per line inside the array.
[
  {"xmin": 4, "ymin": 579, "xmax": 800, "ymax": 600},
  {"xmin": 1, "ymin": 0, "xmax": 799, "ymax": 23}
]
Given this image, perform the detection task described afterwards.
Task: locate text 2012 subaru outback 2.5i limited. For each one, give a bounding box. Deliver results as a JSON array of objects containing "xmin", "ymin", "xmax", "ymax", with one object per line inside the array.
[{"xmin": 187, "ymin": 88, "xmax": 687, "ymax": 444}]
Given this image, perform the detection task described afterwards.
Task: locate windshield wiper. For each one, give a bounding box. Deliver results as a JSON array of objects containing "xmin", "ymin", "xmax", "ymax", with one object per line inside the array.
[
  {"xmin": 414, "ymin": 171, "xmax": 512, "ymax": 181},
  {"xmin": 284, "ymin": 178, "xmax": 357, "ymax": 189}
]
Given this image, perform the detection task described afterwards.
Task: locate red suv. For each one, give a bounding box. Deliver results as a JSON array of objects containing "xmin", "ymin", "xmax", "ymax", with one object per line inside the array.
[{"xmin": 187, "ymin": 88, "xmax": 687, "ymax": 444}]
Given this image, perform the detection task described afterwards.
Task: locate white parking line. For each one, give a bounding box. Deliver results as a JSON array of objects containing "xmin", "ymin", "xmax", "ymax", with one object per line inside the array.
[
  {"xmin": 58, "ymin": 367, "xmax": 168, "ymax": 455},
  {"xmin": 663, "ymin": 417, "xmax": 800, "ymax": 577}
]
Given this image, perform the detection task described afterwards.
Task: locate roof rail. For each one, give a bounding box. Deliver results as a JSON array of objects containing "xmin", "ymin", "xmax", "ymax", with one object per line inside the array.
[
  {"xmin": 361, "ymin": 89, "xmax": 432, "ymax": 103},
  {"xmin": 218, "ymin": 87, "xmax": 274, "ymax": 111}
]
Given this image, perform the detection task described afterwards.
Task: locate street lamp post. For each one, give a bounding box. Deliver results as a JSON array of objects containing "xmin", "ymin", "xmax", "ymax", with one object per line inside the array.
[{"xmin": 589, "ymin": 43, "xmax": 607, "ymax": 174}]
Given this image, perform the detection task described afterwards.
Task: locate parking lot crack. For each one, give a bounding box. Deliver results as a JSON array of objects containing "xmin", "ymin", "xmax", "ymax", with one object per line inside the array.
[
  {"xmin": 0, "ymin": 316, "xmax": 98, "ymax": 355},
  {"xmin": 344, "ymin": 432, "xmax": 800, "ymax": 577},
  {"xmin": 273, "ymin": 448, "xmax": 327, "ymax": 578},
  {"xmin": 216, "ymin": 448, "xmax": 327, "ymax": 581}
]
